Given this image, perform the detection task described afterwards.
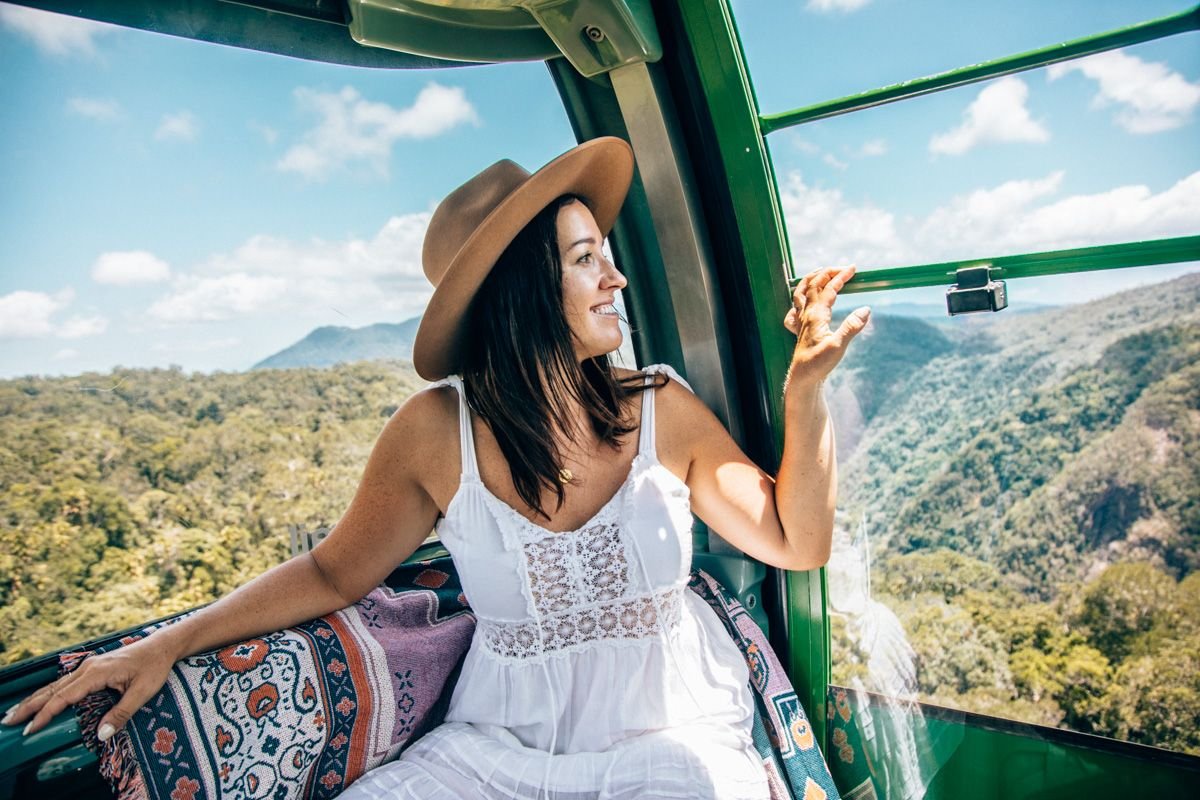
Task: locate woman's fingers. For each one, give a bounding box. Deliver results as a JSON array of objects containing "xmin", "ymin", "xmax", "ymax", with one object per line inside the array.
[
  {"xmin": 3, "ymin": 672, "xmax": 70, "ymax": 728},
  {"xmin": 784, "ymin": 305, "xmax": 801, "ymax": 336},
  {"xmin": 786, "ymin": 265, "xmax": 854, "ymax": 336},
  {"xmin": 822, "ymin": 265, "xmax": 856, "ymax": 305},
  {"xmin": 95, "ymin": 677, "xmax": 159, "ymax": 742},
  {"xmin": 836, "ymin": 306, "xmax": 872, "ymax": 346},
  {"xmin": 19, "ymin": 666, "xmax": 112, "ymax": 736},
  {"xmin": 791, "ymin": 266, "xmax": 854, "ymax": 316},
  {"xmin": 807, "ymin": 265, "xmax": 843, "ymax": 293},
  {"xmin": 785, "ymin": 264, "xmax": 869, "ymax": 380},
  {"xmin": 809, "ymin": 265, "xmax": 854, "ymax": 310}
]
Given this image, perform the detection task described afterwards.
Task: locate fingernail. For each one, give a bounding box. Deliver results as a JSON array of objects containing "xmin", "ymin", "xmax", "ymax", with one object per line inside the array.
[
  {"xmin": 97, "ymin": 723, "xmax": 116, "ymax": 742},
  {"xmin": 23, "ymin": 721, "xmax": 34, "ymax": 737},
  {"xmin": 2, "ymin": 706, "xmax": 16, "ymax": 725}
]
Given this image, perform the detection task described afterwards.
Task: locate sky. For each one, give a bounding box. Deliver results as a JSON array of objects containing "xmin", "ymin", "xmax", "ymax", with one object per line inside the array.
[{"xmin": 0, "ymin": 0, "xmax": 1197, "ymax": 378}]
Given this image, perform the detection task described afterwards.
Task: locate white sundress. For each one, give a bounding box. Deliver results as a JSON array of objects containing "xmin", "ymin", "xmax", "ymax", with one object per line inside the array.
[{"xmin": 341, "ymin": 364, "xmax": 770, "ymax": 799}]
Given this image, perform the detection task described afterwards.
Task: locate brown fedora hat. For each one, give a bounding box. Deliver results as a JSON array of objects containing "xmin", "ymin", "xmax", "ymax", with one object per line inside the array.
[{"xmin": 412, "ymin": 137, "xmax": 635, "ymax": 380}]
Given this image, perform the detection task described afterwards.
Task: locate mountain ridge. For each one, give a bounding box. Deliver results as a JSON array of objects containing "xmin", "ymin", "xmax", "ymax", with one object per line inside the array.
[{"xmin": 253, "ymin": 317, "xmax": 422, "ymax": 370}]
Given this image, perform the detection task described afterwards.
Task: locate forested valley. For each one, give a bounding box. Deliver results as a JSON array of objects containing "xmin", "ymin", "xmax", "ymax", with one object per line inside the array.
[
  {"xmin": 827, "ymin": 272, "xmax": 1200, "ymax": 755},
  {"xmin": 0, "ymin": 362, "xmax": 425, "ymax": 664}
]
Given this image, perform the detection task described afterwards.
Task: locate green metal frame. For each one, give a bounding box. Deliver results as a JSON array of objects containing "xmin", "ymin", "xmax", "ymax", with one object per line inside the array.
[
  {"xmin": 648, "ymin": 0, "xmax": 834, "ymax": 746},
  {"xmin": 832, "ymin": 687, "xmax": 1200, "ymax": 797},
  {"xmin": 760, "ymin": 3, "xmax": 1200, "ymax": 132},
  {"xmin": 810, "ymin": 235, "xmax": 1200, "ymax": 295}
]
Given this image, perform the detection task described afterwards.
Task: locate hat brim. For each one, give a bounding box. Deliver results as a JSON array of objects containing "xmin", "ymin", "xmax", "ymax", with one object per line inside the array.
[{"xmin": 413, "ymin": 137, "xmax": 635, "ymax": 381}]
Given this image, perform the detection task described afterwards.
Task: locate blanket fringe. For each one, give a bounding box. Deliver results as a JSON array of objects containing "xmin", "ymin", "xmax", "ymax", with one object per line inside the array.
[{"xmin": 59, "ymin": 650, "xmax": 150, "ymax": 800}]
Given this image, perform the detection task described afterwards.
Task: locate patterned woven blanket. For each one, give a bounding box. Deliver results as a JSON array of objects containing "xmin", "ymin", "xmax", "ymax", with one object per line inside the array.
[{"xmin": 63, "ymin": 561, "xmax": 840, "ymax": 799}]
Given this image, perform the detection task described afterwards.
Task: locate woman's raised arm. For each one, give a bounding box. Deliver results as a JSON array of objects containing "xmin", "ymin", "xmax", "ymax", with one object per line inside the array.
[
  {"xmin": 4, "ymin": 387, "xmax": 450, "ymax": 740},
  {"xmin": 666, "ymin": 265, "xmax": 869, "ymax": 571}
]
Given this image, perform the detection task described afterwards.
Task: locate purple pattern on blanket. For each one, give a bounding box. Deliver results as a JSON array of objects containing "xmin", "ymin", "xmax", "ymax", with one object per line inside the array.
[{"xmin": 62, "ymin": 567, "xmax": 475, "ymax": 800}]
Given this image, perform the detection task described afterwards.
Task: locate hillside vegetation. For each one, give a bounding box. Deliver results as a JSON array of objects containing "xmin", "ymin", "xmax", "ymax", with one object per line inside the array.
[
  {"xmin": 827, "ymin": 272, "xmax": 1200, "ymax": 754},
  {"xmin": 0, "ymin": 361, "xmax": 424, "ymax": 664}
]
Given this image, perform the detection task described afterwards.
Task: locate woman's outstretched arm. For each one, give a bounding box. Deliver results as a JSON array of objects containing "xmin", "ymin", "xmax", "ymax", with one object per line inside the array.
[
  {"xmin": 4, "ymin": 387, "xmax": 451, "ymax": 740},
  {"xmin": 665, "ymin": 265, "xmax": 869, "ymax": 571}
]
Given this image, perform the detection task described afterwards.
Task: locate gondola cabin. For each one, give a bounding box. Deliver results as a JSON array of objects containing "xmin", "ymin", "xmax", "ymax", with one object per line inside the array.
[{"xmin": 1, "ymin": 1, "xmax": 1198, "ymax": 797}]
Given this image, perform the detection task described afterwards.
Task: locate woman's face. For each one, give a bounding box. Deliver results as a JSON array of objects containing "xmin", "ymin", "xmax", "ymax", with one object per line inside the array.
[{"xmin": 557, "ymin": 200, "xmax": 627, "ymax": 361}]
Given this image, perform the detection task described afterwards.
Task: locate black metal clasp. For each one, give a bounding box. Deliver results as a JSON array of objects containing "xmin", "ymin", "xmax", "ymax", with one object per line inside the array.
[{"xmin": 946, "ymin": 265, "xmax": 1008, "ymax": 316}]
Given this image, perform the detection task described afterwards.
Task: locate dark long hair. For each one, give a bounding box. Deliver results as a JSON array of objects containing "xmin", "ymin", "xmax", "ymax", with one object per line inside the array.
[{"xmin": 461, "ymin": 194, "xmax": 662, "ymax": 520}]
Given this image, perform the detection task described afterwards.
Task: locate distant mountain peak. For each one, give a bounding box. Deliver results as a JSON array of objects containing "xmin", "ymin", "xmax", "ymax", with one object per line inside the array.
[{"xmin": 254, "ymin": 317, "xmax": 421, "ymax": 370}]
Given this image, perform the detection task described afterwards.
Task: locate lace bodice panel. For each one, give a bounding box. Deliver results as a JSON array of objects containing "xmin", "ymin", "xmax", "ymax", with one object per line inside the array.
[
  {"xmin": 433, "ymin": 366, "xmax": 695, "ymax": 665},
  {"xmin": 526, "ymin": 518, "xmax": 628, "ymax": 614}
]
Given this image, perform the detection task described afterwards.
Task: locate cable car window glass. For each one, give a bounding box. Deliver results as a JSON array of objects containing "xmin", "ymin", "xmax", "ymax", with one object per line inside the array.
[
  {"xmin": 823, "ymin": 262, "xmax": 1200, "ymax": 759},
  {"xmin": 730, "ymin": 0, "xmax": 1200, "ymax": 766},
  {"xmin": 760, "ymin": 42, "xmax": 1199, "ymax": 278},
  {"xmin": 0, "ymin": 8, "xmax": 582, "ymax": 666},
  {"xmin": 733, "ymin": 0, "xmax": 1198, "ymax": 121}
]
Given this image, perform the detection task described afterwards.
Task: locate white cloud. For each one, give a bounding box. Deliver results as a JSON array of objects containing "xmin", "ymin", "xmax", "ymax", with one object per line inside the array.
[
  {"xmin": 57, "ymin": 315, "xmax": 108, "ymax": 338},
  {"xmin": 973, "ymin": 170, "xmax": 1200, "ymax": 254},
  {"xmin": 781, "ymin": 169, "xmax": 1200, "ymax": 272},
  {"xmin": 788, "ymin": 134, "xmax": 888, "ymax": 168},
  {"xmin": 823, "ymin": 153, "xmax": 849, "ymax": 170},
  {"xmin": 147, "ymin": 274, "xmax": 289, "ymax": 323},
  {"xmin": 859, "ymin": 139, "xmax": 888, "ymax": 157},
  {"xmin": 155, "ymin": 111, "xmax": 198, "ymax": 142},
  {"xmin": 67, "ymin": 96, "xmax": 121, "ymax": 121},
  {"xmin": 201, "ymin": 212, "xmax": 429, "ymax": 279},
  {"xmin": 147, "ymin": 211, "xmax": 433, "ymax": 324},
  {"xmin": 790, "ymin": 136, "xmax": 821, "ymax": 156},
  {"xmin": 151, "ymin": 337, "xmax": 240, "ymax": 353},
  {"xmin": 1048, "ymin": 49, "xmax": 1200, "ymax": 134},
  {"xmin": 930, "ymin": 77, "xmax": 1050, "ymax": 155},
  {"xmin": 278, "ymin": 83, "xmax": 479, "ymax": 180},
  {"xmin": 92, "ymin": 251, "xmax": 171, "ymax": 285},
  {"xmin": 0, "ymin": 287, "xmax": 108, "ymax": 340},
  {"xmin": 915, "ymin": 172, "xmax": 1065, "ymax": 255},
  {"xmin": 806, "ymin": 0, "xmax": 872, "ymax": 11},
  {"xmin": 779, "ymin": 173, "xmax": 907, "ymax": 270},
  {"xmin": 0, "ymin": 290, "xmax": 66, "ymax": 338},
  {"xmin": 0, "ymin": 5, "xmax": 113, "ymax": 57},
  {"xmin": 53, "ymin": 348, "xmax": 79, "ymax": 361}
]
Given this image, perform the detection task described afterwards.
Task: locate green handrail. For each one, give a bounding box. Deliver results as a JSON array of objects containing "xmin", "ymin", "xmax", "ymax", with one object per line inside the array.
[
  {"xmin": 760, "ymin": 4, "xmax": 1200, "ymax": 133},
  {"xmin": 790, "ymin": 235, "xmax": 1200, "ymax": 294}
]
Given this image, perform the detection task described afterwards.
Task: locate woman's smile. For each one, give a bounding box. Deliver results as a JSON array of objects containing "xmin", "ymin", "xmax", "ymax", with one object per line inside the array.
[{"xmin": 558, "ymin": 200, "xmax": 627, "ymax": 359}]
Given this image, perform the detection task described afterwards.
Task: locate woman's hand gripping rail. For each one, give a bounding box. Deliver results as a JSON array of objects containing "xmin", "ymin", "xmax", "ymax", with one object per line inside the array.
[{"xmin": 775, "ymin": 265, "xmax": 870, "ymax": 569}]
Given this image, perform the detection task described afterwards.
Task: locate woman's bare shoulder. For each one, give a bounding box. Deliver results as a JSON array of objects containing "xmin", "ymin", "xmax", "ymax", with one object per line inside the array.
[
  {"xmin": 657, "ymin": 371, "xmax": 720, "ymax": 443},
  {"xmin": 377, "ymin": 384, "xmax": 460, "ymax": 457}
]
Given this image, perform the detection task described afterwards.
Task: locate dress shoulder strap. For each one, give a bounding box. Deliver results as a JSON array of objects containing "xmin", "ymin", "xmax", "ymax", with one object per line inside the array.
[
  {"xmin": 428, "ymin": 375, "xmax": 480, "ymax": 479},
  {"xmin": 637, "ymin": 363, "xmax": 692, "ymax": 457}
]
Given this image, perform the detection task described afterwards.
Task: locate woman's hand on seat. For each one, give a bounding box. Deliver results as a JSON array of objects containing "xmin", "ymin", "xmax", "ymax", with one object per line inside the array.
[{"xmin": 4, "ymin": 633, "xmax": 178, "ymax": 740}]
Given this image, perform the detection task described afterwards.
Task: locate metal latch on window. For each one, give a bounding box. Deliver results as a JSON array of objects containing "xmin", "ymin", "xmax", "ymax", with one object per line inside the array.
[{"xmin": 946, "ymin": 265, "xmax": 1008, "ymax": 316}]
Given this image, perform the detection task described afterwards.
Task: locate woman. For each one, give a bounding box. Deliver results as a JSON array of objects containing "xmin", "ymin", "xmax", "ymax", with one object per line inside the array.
[{"xmin": 6, "ymin": 138, "xmax": 869, "ymax": 798}]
